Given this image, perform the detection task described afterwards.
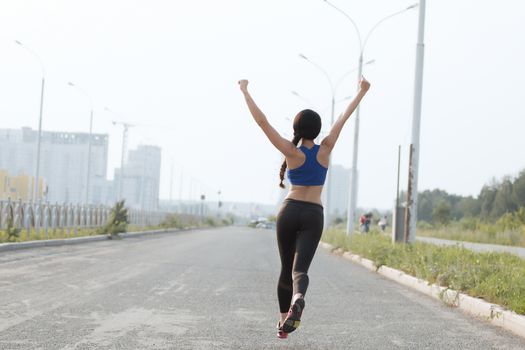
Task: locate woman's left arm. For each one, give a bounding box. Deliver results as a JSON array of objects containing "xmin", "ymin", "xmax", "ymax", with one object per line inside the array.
[{"xmin": 238, "ymin": 80, "xmax": 296, "ymax": 157}]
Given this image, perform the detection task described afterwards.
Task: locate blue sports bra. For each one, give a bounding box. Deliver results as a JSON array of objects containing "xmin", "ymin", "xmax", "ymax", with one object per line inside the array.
[{"xmin": 287, "ymin": 144, "xmax": 328, "ymax": 186}]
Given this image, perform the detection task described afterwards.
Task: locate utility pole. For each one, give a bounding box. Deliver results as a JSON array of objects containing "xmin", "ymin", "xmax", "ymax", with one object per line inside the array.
[
  {"xmin": 347, "ymin": 53, "xmax": 363, "ymax": 234},
  {"xmin": 406, "ymin": 0, "xmax": 427, "ymax": 243},
  {"xmin": 392, "ymin": 145, "xmax": 404, "ymax": 243},
  {"xmin": 15, "ymin": 40, "xmax": 45, "ymax": 202},
  {"xmin": 217, "ymin": 190, "xmax": 222, "ymax": 218},
  {"xmin": 34, "ymin": 77, "xmax": 45, "ymax": 201},
  {"xmin": 169, "ymin": 160, "xmax": 174, "ymax": 206},
  {"xmin": 86, "ymin": 109, "xmax": 93, "ymax": 204}
]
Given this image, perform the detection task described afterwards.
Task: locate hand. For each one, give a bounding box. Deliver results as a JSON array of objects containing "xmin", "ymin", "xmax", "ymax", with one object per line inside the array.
[
  {"xmin": 238, "ymin": 79, "xmax": 249, "ymax": 92},
  {"xmin": 359, "ymin": 77, "xmax": 370, "ymax": 92}
]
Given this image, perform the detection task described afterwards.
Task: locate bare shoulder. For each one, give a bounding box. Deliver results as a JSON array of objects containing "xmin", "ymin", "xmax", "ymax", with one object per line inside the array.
[
  {"xmin": 285, "ymin": 146, "xmax": 306, "ymax": 169},
  {"xmin": 316, "ymin": 143, "xmax": 331, "ymax": 168}
]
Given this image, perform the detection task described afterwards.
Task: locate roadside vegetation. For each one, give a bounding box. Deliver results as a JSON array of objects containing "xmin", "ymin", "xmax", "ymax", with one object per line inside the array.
[
  {"xmin": 417, "ymin": 214, "xmax": 525, "ymax": 247},
  {"xmin": 388, "ymin": 169, "xmax": 525, "ymax": 247},
  {"xmin": 322, "ymin": 228, "xmax": 525, "ymax": 315},
  {"xmin": 97, "ymin": 200, "xmax": 129, "ymax": 238},
  {"xmin": 0, "ymin": 200, "xmax": 228, "ymax": 244}
]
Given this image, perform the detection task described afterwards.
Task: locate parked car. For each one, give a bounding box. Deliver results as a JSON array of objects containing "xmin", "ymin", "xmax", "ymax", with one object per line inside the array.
[{"xmin": 255, "ymin": 221, "xmax": 276, "ymax": 230}]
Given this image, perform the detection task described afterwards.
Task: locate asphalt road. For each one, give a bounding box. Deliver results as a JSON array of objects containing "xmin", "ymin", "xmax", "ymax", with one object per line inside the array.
[
  {"xmin": 416, "ymin": 236, "xmax": 525, "ymax": 258},
  {"xmin": 1, "ymin": 227, "xmax": 524, "ymax": 350}
]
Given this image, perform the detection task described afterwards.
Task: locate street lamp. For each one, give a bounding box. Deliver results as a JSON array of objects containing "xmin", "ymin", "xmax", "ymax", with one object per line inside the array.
[
  {"xmin": 68, "ymin": 82, "xmax": 94, "ymax": 204},
  {"xmin": 291, "ymin": 90, "xmax": 353, "ymax": 115},
  {"xmin": 291, "ymin": 90, "xmax": 317, "ymax": 110},
  {"xmin": 322, "ymin": 1, "xmax": 418, "ymax": 234},
  {"xmin": 217, "ymin": 190, "xmax": 222, "ymax": 217},
  {"xmin": 407, "ymin": 0, "xmax": 427, "ymax": 243},
  {"xmin": 15, "ymin": 40, "xmax": 45, "ymax": 202},
  {"xmin": 298, "ymin": 54, "xmax": 373, "ymax": 228}
]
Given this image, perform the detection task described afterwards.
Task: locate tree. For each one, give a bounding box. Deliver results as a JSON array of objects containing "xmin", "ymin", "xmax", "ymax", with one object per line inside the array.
[
  {"xmin": 99, "ymin": 200, "xmax": 129, "ymax": 237},
  {"xmin": 433, "ymin": 200, "xmax": 452, "ymax": 225},
  {"xmin": 417, "ymin": 192, "xmax": 433, "ymax": 222},
  {"xmin": 490, "ymin": 177, "xmax": 517, "ymax": 218},
  {"xmin": 479, "ymin": 183, "xmax": 498, "ymax": 218},
  {"xmin": 512, "ymin": 170, "xmax": 525, "ymax": 208},
  {"xmin": 458, "ymin": 196, "xmax": 481, "ymax": 218}
]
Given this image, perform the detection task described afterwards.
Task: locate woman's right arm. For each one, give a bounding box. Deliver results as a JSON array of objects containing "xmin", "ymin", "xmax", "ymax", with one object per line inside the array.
[
  {"xmin": 321, "ymin": 78, "xmax": 370, "ymax": 151},
  {"xmin": 238, "ymin": 80, "xmax": 297, "ymax": 157}
]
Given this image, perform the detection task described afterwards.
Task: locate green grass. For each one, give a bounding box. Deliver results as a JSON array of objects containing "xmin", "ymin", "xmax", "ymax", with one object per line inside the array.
[
  {"xmin": 0, "ymin": 224, "xmax": 171, "ymax": 244},
  {"xmin": 0, "ymin": 227, "xmax": 104, "ymax": 243},
  {"xmin": 0, "ymin": 219, "xmax": 223, "ymax": 244},
  {"xmin": 322, "ymin": 228, "xmax": 525, "ymax": 315},
  {"xmin": 416, "ymin": 213, "xmax": 525, "ymax": 247}
]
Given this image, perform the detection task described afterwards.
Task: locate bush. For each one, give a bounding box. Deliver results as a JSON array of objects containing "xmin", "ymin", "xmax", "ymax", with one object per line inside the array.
[
  {"xmin": 417, "ymin": 220, "xmax": 433, "ymax": 230},
  {"xmin": 433, "ymin": 200, "xmax": 452, "ymax": 226},
  {"xmin": 459, "ymin": 217, "xmax": 481, "ymax": 231},
  {"xmin": 5, "ymin": 216, "xmax": 21, "ymax": 242},
  {"xmin": 205, "ymin": 217, "xmax": 217, "ymax": 227},
  {"xmin": 161, "ymin": 214, "xmax": 184, "ymax": 229},
  {"xmin": 98, "ymin": 200, "xmax": 128, "ymax": 237}
]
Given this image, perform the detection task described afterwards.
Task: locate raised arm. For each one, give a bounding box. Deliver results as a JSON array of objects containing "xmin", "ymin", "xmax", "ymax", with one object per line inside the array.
[
  {"xmin": 321, "ymin": 78, "xmax": 371, "ymax": 151},
  {"xmin": 238, "ymin": 80, "xmax": 297, "ymax": 156}
]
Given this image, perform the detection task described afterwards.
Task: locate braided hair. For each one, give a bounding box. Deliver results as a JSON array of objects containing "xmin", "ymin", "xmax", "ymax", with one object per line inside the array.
[{"xmin": 278, "ymin": 109, "xmax": 321, "ymax": 188}]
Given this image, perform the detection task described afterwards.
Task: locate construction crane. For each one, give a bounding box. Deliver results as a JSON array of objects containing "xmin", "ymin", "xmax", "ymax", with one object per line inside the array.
[
  {"xmin": 111, "ymin": 120, "xmax": 134, "ymax": 201},
  {"xmin": 105, "ymin": 108, "xmax": 136, "ymax": 200},
  {"xmin": 106, "ymin": 108, "xmax": 181, "ymax": 208}
]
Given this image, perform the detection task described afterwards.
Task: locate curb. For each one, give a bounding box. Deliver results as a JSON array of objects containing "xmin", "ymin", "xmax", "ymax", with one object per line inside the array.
[
  {"xmin": 0, "ymin": 226, "xmax": 200, "ymax": 253},
  {"xmin": 319, "ymin": 241, "xmax": 525, "ymax": 340}
]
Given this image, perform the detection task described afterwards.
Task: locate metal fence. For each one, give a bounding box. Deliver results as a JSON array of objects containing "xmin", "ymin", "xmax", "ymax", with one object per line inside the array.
[{"xmin": 0, "ymin": 198, "xmax": 169, "ymax": 238}]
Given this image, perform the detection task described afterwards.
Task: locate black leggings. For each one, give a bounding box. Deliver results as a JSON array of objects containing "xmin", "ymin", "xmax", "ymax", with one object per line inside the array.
[{"xmin": 276, "ymin": 198, "xmax": 324, "ymax": 313}]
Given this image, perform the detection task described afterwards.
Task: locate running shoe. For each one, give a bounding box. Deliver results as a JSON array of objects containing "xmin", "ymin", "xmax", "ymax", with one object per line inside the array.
[
  {"xmin": 276, "ymin": 321, "xmax": 288, "ymax": 339},
  {"xmin": 282, "ymin": 298, "xmax": 305, "ymax": 333}
]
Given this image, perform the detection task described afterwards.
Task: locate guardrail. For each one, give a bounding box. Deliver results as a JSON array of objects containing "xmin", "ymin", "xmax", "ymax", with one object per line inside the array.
[{"xmin": 0, "ymin": 198, "xmax": 169, "ymax": 238}]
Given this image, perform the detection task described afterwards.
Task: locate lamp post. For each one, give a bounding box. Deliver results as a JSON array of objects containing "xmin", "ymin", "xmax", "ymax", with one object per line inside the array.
[
  {"xmin": 298, "ymin": 54, "xmax": 373, "ymax": 228},
  {"xmin": 291, "ymin": 90, "xmax": 317, "ymax": 110},
  {"xmin": 406, "ymin": 0, "xmax": 427, "ymax": 243},
  {"xmin": 322, "ymin": 1, "xmax": 418, "ymax": 234},
  {"xmin": 217, "ymin": 190, "xmax": 222, "ymax": 217},
  {"xmin": 68, "ymin": 82, "xmax": 93, "ymax": 204},
  {"xmin": 15, "ymin": 40, "xmax": 45, "ymax": 202}
]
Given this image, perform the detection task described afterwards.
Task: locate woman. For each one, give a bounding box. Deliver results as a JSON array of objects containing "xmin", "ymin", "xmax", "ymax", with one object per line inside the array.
[{"xmin": 238, "ymin": 78, "xmax": 370, "ymax": 338}]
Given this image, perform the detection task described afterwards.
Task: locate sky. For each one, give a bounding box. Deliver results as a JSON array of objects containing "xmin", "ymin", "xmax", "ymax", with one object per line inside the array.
[{"xmin": 0, "ymin": 0, "xmax": 524, "ymax": 209}]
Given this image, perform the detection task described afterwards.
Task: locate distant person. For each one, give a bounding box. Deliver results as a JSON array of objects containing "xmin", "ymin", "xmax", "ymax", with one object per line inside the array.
[
  {"xmin": 360, "ymin": 213, "xmax": 372, "ymax": 233},
  {"xmin": 238, "ymin": 78, "xmax": 370, "ymax": 339},
  {"xmin": 359, "ymin": 214, "xmax": 367, "ymax": 232},
  {"xmin": 378, "ymin": 215, "xmax": 387, "ymax": 232},
  {"xmin": 364, "ymin": 213, "xmax": 372, "ymax": 233}
]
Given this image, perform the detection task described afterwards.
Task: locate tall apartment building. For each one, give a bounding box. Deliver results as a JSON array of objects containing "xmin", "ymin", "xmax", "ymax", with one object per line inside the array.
[
  {"xmin": 0, "ymin": 127, "xmax": 109, "ymax": 204},
  {"xmin": 114, "ymin": 145, "xmax": 161, "ymax": 211}
]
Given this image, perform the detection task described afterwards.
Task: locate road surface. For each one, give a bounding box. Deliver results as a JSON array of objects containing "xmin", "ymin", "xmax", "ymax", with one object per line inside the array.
[
  {"xmin": 1, "ymin": 227, "xmax": 524, "ymax": 349},
  {"xmin": 416, "ymin": 236, "xmax": 525, "ymax": 258}
]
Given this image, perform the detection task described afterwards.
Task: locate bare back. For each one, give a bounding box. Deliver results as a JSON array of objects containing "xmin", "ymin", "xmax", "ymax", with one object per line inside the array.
[{"xmin": 285, "ymin": 139, "xmax": 330, "ymax": 205}]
